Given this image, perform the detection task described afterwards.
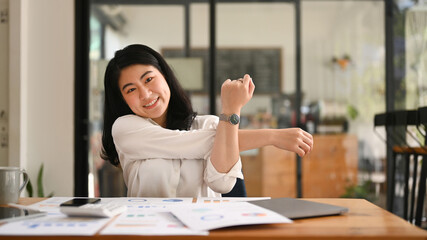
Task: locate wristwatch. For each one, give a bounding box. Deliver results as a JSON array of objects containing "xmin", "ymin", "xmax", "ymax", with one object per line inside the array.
[{"xmin": 219, "ymin": 113, "xmax": 240, "ymax": 125}]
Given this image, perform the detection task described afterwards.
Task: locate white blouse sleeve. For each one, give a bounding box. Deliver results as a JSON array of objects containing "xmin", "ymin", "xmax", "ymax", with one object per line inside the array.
[
  {"xmin": 112, "ymin": 115, "xmax": 216, "ymax": 160},
  {"xmin": 204, "ymin": 157, "xmax": 244, "ymax": 193},
  {"xmin": 197, "ymin": 116, "xmax": 244, "ymax": 193}
]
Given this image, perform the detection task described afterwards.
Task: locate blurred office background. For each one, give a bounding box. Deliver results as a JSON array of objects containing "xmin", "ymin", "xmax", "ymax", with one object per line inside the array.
[
  {"xmin": 1, "ymin": 0, "xmax": 426, "ymax": 221},
  {"xmin": 85, "ymin": 0, "xmax": 387, "ymax": 203}
]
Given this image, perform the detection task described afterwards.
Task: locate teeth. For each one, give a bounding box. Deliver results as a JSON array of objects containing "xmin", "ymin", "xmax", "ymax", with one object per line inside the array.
[{"xmin": 144, "ymin": 98, "xmax": 158, "ymax": 107}]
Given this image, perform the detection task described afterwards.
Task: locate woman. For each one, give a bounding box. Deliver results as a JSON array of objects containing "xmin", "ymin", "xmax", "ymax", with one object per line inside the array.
[{"xmin": 101, "ymin": 44, "xmax": 313, "ymax": 198}]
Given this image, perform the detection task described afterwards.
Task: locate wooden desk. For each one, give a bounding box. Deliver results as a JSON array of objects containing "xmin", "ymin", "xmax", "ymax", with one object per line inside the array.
[{"xmin": 1, "ymin": 198, "xmax": 426, "ymax": 240}]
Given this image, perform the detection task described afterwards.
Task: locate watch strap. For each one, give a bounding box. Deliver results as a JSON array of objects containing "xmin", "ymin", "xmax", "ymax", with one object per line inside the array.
[{"xmin": 219, "ymin": 113, "xmax": 229, "ymax": 122}]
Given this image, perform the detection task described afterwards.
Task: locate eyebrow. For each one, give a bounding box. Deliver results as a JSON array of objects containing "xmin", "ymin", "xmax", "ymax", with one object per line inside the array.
[{"xmin": 121, "ymin": 70, "xmax": 153, "ymax": 91}]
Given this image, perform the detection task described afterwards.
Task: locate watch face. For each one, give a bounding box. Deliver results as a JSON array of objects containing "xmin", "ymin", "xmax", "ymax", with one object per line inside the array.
[{"xmin": 230, "ymin": 114, "xmax": 240, "ymax": 125}]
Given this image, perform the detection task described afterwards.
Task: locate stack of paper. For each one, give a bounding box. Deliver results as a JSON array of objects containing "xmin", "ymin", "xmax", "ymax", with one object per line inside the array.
[{"xmin": 0, "ymin": 197, "xmax": 292, "ymax": 236}]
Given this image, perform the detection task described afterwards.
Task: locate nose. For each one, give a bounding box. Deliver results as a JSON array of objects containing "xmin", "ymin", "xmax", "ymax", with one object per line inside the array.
[{"xmin": 139, "ymin": 86, "xmax": 152, "ymax": 100}]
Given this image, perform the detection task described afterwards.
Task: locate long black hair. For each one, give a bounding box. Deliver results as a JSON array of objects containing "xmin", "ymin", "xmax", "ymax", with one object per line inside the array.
[{"xmin": 101, "ymin": 44, "xmax": 196, "ymax": 166}]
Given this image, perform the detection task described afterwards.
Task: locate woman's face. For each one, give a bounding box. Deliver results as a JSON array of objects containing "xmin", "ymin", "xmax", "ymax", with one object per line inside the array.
[{"xmin": 118, "ymin": 64, "xmax": 171, "ymax": 127}]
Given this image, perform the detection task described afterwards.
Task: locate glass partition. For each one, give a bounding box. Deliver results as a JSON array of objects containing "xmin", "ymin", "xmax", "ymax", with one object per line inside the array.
[
  {"xmin": 86, "ymin": 1, "xmax": 387, "ymax": 206},
  {"xmin": 215, "ymin": 2, "xmax": 297, "ymax": 198},
  {"xmin": 301, "ymin": 0, "xmax": 385, "ymax": 205}
]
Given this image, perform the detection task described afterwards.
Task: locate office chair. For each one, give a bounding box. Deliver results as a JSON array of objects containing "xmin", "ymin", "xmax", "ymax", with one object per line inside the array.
[
  {"xmin": 414, "ymin": 107, "xmax": 427, "ymax": 226},
  {"xmin": 374, "ymin": 109, "xmax": 426, "ymax": 225},
  {"xmin": 392, "ymin": 110, "xmax": 420, "ymax": 223}
]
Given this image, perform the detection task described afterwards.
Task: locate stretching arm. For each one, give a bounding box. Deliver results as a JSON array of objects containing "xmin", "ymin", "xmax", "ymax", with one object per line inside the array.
[
  {"xmin": 238, "ymin": 128, "xmax": 313, "ymax": 157},
  {"xmin": 112, "ymin": 115, "xmax": 217, "ymax": 160},
  {"xmin": 209, "ymin": 74, "xmax": 255, "ymax": 173}
]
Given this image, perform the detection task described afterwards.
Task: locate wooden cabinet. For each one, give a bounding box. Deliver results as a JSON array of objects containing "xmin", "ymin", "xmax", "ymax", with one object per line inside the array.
[
  {"xmin": 241, "ymin": 134, "xmax": 358, "ymax": 198},
  {"xmin": 241, "ymin": 146, "xmax": 297, "ymax": 198}
]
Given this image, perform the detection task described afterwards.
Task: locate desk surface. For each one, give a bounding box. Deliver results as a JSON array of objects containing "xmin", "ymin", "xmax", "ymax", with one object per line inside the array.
[{"xmin": 1, "ymin": 198, "xmax": 426, "ymax": 240}]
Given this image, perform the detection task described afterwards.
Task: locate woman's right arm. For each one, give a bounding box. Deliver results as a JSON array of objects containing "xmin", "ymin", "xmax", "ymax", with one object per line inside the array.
[{"xmin": 112, "ymin": 115, "xmax": 217, "ymax": 160}]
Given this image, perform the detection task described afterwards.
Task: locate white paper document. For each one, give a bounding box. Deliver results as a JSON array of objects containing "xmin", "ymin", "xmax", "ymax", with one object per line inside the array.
[
  {"xmin": 0, "ymin": 197, "xmax": 204, "ymax": 236},
  {"xmin": 169, "ymin": 202, "xmax": 292, "ymax": 231},
  {"xmin": 0, "ymin": 197, "xmax": 291, "ymax": 236},
  {"xmin": 28, "ymin": 197, "xmax": 194, "ymax": 212},
  {"xmin": 100, "ymin": 209, "xmax": 207, "ymax": 235},
  {"xmin": 0, "ymin": 197, "xmax": 111, "ymax": 236},
  {"xmin": 197, "ymin": 197, "xmax": 270, "ymax": 204},
  {"xmin": 99, "ymin": 197, "xmax": 206, "ymax": 235},
  {"xmin": 0, "ymin": 215, "xmax": 111, "ymax": 236},
  {"xmin": 111, "ymin": 197, "xmax": 194, "ymax": 210},
  {"xmin": 28, "ymin": 197, "xmax": 73, "ymax": 214}
]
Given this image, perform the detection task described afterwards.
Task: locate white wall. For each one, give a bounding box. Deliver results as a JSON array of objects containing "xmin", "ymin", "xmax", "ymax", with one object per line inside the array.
[
  {"xmin": 9, "ymin": 0, "xmax": 74, "ymax": 196},
  {"xmin": 0, "ymin": 0, "xmax": 8, "ymax": 166}
]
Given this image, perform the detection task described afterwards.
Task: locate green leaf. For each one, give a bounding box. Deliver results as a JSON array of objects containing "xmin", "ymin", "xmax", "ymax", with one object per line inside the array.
[
  {"xmin": 37, "ymin": 163, "xmax": 45, "ymax": 197},
  {"xmin": 347, "ymin": 105, "xmax": 359, "ymax": 120},
  {"xmin": 26, "ymin": 179, "xmax": 33, "ymax": 197}
]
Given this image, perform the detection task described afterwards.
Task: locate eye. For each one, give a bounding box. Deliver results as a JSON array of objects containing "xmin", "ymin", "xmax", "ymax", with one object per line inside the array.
[
  {"xmin": 126, "ymin": 88, "xmax": 136, "ymax": 94},
  {"xmin": 145, "ymin": 77, "xmax": 153, "ymax": 83}
]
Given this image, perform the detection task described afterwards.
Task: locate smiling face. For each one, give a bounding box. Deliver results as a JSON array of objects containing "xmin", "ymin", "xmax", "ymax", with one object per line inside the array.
[{"xmin": 118, "ymin": 64, "xmax": 171, "ymax": 127}]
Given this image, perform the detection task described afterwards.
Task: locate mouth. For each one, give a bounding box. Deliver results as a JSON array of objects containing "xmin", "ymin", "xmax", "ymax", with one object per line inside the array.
[{"xmin": 144, "ymin": 97, "xmax": 159, "ymax": 108}]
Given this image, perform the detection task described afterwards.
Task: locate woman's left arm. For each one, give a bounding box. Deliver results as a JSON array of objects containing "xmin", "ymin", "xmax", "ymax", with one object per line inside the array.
[
  {"xmin": 238, "ymin": 128, "xmax": 313, "ymax": 157},
  {"xmin": 209, "ymin": 74, "xmax": 254, "ymax": 174}
]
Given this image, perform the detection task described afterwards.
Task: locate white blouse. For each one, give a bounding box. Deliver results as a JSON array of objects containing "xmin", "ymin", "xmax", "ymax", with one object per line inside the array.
[{"xmin": 112, "ymin": 114, "xmax": 243, "ymax": 198}]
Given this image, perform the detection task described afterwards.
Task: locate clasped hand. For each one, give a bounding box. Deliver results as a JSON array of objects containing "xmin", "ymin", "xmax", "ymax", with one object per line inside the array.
[{"xmin": 272, "ymin": 128, "xmax": 313, "ymax": 157}]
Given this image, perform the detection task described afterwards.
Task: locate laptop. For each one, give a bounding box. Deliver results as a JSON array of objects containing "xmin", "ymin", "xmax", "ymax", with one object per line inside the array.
[{"xmin": 250, "ymin": 198, "xmax": 348, "ymax": 219}]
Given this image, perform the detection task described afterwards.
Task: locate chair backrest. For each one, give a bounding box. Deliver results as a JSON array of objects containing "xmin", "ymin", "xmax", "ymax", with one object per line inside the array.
[
  {"xmin": 374, "ymin": 108, "xmax": 427, "ymax": 227},
  {"xmin": 419, "ymin": 107, "xmax": 427, "ymax": 125},
  {"xmin": 374, "ymin": 113, "xmax": 387, "ymax": 127},
  {"xmin": 221, "ymin": 178, "xmax": 247, "ymax": 197},
  {"xmin": 415, "ymin": 107, "xmax": 427, "ymax": 226},
  {"xmin": 374, "ymin": 111, "xmax": 411, "ymax": 147}
]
